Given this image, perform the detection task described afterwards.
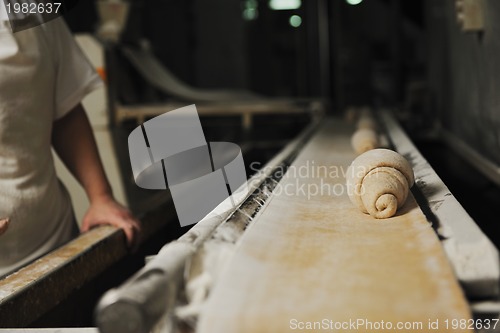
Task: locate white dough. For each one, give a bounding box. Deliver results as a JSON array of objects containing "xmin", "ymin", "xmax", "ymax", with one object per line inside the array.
[
  {"xmin": 345, "ymin": 149, "xmax": 414, "ymax": 218},
  {"xmin": 351, "ymin": 128, "xmax": 380, "ymax": 154}
]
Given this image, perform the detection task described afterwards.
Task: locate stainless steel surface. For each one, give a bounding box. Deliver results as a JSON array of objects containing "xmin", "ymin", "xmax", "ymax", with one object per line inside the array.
[
  {"xmin": 441, "ymin": 129, "xmax": 500, "ymax": 187},
  {"xmin": 382, "ymin": 110, "xmax": 499, "ymax": 298}
]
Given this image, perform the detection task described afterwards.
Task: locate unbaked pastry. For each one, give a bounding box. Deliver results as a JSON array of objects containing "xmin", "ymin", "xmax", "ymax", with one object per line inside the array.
[
  {"xmin": 346, "ymin": 149, "xmax": 414, "ymax": 219},
  {"xmin": 351, "ymin": 128, "xmax": 380, "ymax": 154},
  {"xmin": 356, "ymin": 108, "xmax": 378, "ymax": 131}
]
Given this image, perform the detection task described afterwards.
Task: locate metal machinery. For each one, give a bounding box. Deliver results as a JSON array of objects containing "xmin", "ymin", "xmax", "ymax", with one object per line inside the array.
[
  {"xmin": 1, "ymin": 1, "xmax": 500, "ymax": 332},
  {"xmin": 93, "ymin": 110, "xmax": 500, "ymax": 333}
]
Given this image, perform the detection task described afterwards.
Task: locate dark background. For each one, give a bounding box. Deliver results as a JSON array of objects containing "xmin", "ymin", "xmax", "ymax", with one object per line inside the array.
[{"xmin": 63, "ymin": 0, "xmax": 500, "ymax": 245}]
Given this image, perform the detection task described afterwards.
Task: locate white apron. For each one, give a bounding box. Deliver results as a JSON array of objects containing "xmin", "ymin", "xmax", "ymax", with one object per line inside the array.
[{"xmin": 0, "ymin": 13, "xmax": 101, "ymax": 276}]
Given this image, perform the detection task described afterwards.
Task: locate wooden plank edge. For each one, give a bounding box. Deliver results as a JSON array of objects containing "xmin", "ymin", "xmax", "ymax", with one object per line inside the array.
[
  {"xmin": 0, "ymin": 226, "xmax": 125, "ymax": 327},
  {"xmin": 0, "ymin": 201, "xmax": 177, "ymax": 327}
]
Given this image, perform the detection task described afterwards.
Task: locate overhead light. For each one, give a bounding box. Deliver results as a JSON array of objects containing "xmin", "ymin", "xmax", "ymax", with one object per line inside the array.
[
  {"xmin": 243, "ymin": 0, "xmax": 258, "ymax": 21},
  {"xmin": 269, "ymin": 0, "xmax": 301, "ymax": 10},
  {"xmin": 243, "ymin": 8, "xmax": 258, "ymax": 20},
  {"xmin": 289, "ymin": 15, "xmax": 302, "ymax": 28},
  {"xmin": 346, "ymin": 0, "xmax": 363, "ymax": 5}
]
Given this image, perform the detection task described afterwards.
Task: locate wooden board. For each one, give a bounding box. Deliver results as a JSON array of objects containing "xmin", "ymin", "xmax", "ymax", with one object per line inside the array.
[{"xmin": 197, "ymin": 118, "xmax": 471, "ymax": 333}]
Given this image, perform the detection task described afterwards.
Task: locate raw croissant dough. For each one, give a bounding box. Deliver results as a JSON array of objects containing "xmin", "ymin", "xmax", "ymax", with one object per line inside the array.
[
  {"xmin": 346, "ymin": 149, "xmax": 414, "ymax": 219},
  {"xmin": 356, "ymin": 108, "xmax": 378, "ymax": 131},
  {"xmin": 351, "ymin": 108, "xmax": 380, "ymax": 154},
  {"xmin": 351, "ymin": 128, "xmax": 379, "ymax": 154}
]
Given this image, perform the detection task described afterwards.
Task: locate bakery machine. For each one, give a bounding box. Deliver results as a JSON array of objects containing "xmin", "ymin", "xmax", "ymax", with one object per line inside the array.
[{"xmin": 94, "ymin": 109, "xmax": 500, "ymax": 333}]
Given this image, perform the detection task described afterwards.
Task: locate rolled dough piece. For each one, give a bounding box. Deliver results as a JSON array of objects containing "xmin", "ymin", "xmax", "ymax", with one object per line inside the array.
[
  {"xmin": 344, "ymin": 106, "xmax": 358, "ymax": 123},
  {"xmin": 357, "ymin": 108, "xmax": 378, "ymax": 131},
  {"xmin": 0, "ymin": 218, "xmax": 9, "ymax": 236},
  {"xmin": 346, "ymin": 149, "xmax": 414, "ymax": 219},
  {"xmin": 351, "ymin": 128, "xmax": 380, "ymax": 154}
]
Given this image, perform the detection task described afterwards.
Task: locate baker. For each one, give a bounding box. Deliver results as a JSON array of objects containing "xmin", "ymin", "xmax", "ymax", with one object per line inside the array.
[{"xmin": 0, "ymin": 2, "xmax": 140, "ymax": 277}]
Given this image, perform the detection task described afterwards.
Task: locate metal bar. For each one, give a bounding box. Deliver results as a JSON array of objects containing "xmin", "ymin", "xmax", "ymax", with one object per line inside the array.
[
  {"xmin": 441, "ymin": 129, "xmax": 500, "ymax": 187},
  {"xmin": 114, "ymin": 99, "xmax": 324, "ymax": 124},
  {"xmin": 381, "ymin": 110, "xmax": 500, "ymax": 299}
]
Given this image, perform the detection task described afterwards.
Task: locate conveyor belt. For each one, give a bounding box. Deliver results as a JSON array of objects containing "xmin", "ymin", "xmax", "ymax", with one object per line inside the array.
[
  {"xmin": 122, "ymin": 47, "xmax": 259, "ymax": 102},
  {"xmin": 196, "ymin": 118, "xmax": 471, "ymax": 333},
  {"xmin": 115, "ymin": 48, "xmax": 324, "ymax": 127}
]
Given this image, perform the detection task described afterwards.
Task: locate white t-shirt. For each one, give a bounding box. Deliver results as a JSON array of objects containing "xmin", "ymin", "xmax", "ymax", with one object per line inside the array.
[
  {"xmin": 0, "ymin": 1, "xmax": 6, "ymax": 21},
  {"xmin": 0, "ymin": 15, "xmax": 102, "ymax": 276}
]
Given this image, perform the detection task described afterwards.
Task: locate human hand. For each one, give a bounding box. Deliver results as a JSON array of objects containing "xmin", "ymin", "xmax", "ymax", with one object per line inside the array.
[
  {"xmin": 0, "ymin": 218, "xmax": 9, "ymax": 236},
  {"xmin": 81, "ymin": 196, "xmax": 141, "ymax": 249}
]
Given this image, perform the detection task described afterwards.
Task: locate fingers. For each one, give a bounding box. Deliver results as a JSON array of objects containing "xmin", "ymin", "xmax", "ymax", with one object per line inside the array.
[
  {"xmin": 120, "ymin": 217, "xmax": 141, "ymax": 249},
  {"xmin": 80, "ymin": 222, "xmax": 90, "ymax": 233},
  {"xmin": 0, "ymin": 218, "xmax": 9, "ymax": 236},
  {"xmin": 80, "ymin": 201, "xmax": 142, "ymax": 250}
]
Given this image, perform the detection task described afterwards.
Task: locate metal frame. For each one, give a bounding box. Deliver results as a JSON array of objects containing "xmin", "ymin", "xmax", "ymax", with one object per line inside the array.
[
  {"xmin": 381, "ymin": 110, "xmax": 500, "ymax": 299},
  {"xmin": 441, "ymin": 129, "xmax": 500, "ymax": 188}
]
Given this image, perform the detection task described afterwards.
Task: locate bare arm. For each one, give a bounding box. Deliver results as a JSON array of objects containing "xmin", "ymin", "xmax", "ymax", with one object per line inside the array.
[{"xmin": 52, "ymin": 104, "xmax": 140, "ymax": 247}]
